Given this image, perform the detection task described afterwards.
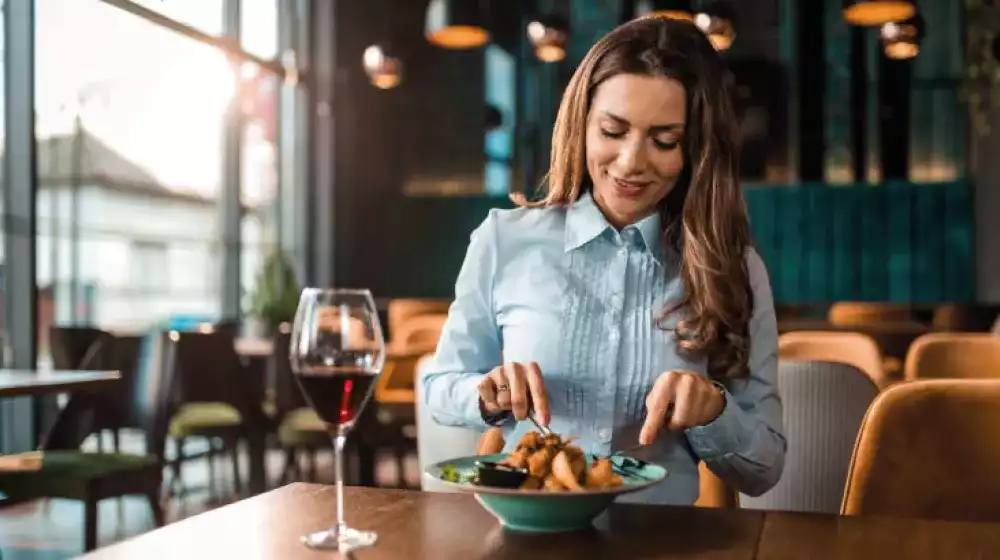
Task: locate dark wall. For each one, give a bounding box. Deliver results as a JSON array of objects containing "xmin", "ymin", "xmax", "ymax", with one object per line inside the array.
[
  {"xmin": 330, "ymin": 0, "xmax": 495, "ymax": 298},
  {"xmin": 324, "ymin": 0, "xmax": 976, "ymax": 304}
]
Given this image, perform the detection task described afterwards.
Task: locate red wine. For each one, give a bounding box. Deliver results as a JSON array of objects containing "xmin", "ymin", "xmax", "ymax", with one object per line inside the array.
[{"xmin": 294, "ymin": 365, "xmax": 378, "ymax": 435}]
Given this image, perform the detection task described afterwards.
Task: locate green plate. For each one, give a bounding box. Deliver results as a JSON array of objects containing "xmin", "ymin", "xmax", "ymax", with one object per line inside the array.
[{"xmin": 424, "ymin": 453, "xmax": 668, "ymax": 533}]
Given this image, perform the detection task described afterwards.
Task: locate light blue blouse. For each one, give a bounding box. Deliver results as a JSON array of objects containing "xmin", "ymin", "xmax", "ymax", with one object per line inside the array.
[{"xmin": 421, "ymin": 191, "xmax": 786, "ymax": 504}]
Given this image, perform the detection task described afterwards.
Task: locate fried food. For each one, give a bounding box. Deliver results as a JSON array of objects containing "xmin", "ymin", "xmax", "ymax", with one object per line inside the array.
[
  {"xmin": 489, "ymin": 430, "xmax": 624, "ymax": 492},
  {"xmin": 477, "ymin": 427, "xmax": 506, "ymax": 455}
]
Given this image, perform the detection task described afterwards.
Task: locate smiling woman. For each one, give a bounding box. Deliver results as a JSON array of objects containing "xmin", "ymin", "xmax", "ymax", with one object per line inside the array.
[
  {"xmin": 585, "ymin": 74, "xmax": 686, "ymax": 229},
  {"xmin": 423, "ymin": 17, "xmax": 785, "ymax": 506}
]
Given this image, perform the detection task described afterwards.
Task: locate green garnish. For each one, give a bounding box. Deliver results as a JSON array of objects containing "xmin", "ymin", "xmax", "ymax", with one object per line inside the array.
[{"xmin": 440, "ymin": 464, "xmax": 474, "ymax": 484}]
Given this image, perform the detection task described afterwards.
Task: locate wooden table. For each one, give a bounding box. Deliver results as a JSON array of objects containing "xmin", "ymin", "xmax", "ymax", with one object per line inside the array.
[
  {"xmin": 83, "ymin": 484, "xmax": 1000, "ymax": 559},
  {"xmin": 0, "ymin": 369, "xmax": 121, "ymax": 398}
]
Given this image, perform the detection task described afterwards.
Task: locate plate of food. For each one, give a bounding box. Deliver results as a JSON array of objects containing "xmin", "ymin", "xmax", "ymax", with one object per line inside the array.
[{"xmin": 424, "ymin": 430, "xmax": 668, "ymax": 532}]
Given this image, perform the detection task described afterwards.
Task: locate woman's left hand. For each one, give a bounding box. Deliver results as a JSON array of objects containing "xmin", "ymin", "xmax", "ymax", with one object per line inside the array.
[{"xmin": 639, "ymin": 370, "xmax": 725, "ymax": 446}]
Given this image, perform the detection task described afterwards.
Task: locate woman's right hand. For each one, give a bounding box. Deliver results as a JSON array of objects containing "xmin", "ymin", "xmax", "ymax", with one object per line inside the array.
[{"xmin": 478, "ymin": 362, "xmax": 550, "ymax": 425}]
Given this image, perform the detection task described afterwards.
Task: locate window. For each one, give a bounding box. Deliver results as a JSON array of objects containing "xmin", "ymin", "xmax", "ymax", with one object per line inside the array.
[
  {"xmin": 36, "ymin": 0, "xmax": 227, "ymax": 336},
  {"xmin": 129, "ymin": 240, "xmax": 169, "ymax": 292},
  {"xmin": 127, "ymin": 0, "xmax": 224, "ymax": 35},
  {"xmin": 241, "ymin": 0, "xmax": 279, "ymax": 60},
  {"xmin": 240, "ymin": 67, "xmax": 280, "ymax": 300}
]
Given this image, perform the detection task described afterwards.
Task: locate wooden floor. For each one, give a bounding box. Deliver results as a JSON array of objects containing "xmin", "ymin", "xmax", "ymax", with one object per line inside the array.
[{"xmin": 0, "ymin": 432, "xmax": 420, "ymax": 559}]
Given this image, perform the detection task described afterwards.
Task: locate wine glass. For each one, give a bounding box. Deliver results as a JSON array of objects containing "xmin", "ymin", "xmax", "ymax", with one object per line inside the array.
[{"xmin": 289, "ymin": 287, "xmax": 385, "ymax": 551}]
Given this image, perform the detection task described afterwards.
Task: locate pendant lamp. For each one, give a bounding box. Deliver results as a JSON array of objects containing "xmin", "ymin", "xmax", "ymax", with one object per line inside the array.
[
  {"xmin": 363, "ymin": 44, "xmax": 403, "ymax": 89},
  {"xmin": 694, "ymin": 1, "xmax": 736, "ymax": 52},
  {"xmin": 527, "ymin": 14, "xmax": 568, "ymax": 63},
  {"xmin": 843, "ymin": 1, "xmax": 916, "ymax": 26},
  {"xmin": 879, "ymin": 13, "xmax": 924, "ymax": 60},
  {"xmin": 425, "ymin": 0, "xmax": 490, "ymax": 49}
]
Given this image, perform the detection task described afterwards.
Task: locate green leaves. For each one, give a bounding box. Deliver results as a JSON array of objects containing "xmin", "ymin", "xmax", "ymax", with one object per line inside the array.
[
  {"xmin": 440, "ymin": 464, "xmax": 474, "ymax": 484},
  {"xmin": 245, "ymin": 251, "xmax": 301, "ymax": 331}
]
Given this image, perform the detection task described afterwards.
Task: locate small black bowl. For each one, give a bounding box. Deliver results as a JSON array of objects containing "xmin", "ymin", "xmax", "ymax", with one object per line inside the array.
[{"xmin": 473, "ymin": 461, "xmax": 529, "ymax": 488}]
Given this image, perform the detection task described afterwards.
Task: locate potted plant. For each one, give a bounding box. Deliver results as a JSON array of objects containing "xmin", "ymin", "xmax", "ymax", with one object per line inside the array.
[{"xmin": 244, "ymin": 251, "xmax": 301, "ymax": 338}]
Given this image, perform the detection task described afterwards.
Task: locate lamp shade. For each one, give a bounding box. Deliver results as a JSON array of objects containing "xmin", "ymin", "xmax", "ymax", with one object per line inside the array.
[
  {"xmin": 879, "ymin": 13, "xmax": 924, "ymax": 60},
  {"xmin": 527, "ymin": 14, "xmax": 568, "ymax": 63},
  {"xmin": 363, "ymin": 45, "xmax": 403, "ymax": 89},
  {"xmin": 843, "ymin": 1, "xmax": 916, "ymax": 26},
  {"xmin": 694, "ymin": 1, "xmax": 736, "ymax": 51},
  {"xmin": 634, "ymin": 0, "xmax": 694, "ymax": 22},
  {"xmin": 425, "ymin": 0, "xmax": 490, "ymax": 49}
]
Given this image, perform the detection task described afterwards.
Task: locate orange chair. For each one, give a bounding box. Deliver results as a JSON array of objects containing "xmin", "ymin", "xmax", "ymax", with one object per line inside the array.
[
  {"xmin": 695, "ymin": 462, "xmax": 738, "ymax": 508},
  {"xmin": 842, "ymin": 379, "xmax": 1000, "ymax": 522},
  {"xmin": 904, "ymin": 333, "xmax": 1000, "ymax": 381},
  {"xmin": 778, "ymin": 331, "xmax": 887, "ymax": 387},
  {"xmin": 387, "ymin": 299, "xmax": 451, "ymax": 338},
  {"xmin": 827, "ymin": 302, "xmax": 919, "ymax": 327},
  {"xmin": 392, "ymin": 314, "xmax": 448, "ymax": 353}
]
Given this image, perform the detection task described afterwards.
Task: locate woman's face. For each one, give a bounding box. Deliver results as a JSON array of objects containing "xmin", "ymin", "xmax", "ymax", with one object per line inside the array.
[{"xmin": 585, "ymin": 73, "xmax": 687, "ymax": 229}]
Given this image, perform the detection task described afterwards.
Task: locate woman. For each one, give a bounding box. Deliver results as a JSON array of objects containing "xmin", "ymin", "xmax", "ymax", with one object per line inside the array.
[{"xmin": 421, "ymin": 16, "xmax": 785, "ymax": 504}]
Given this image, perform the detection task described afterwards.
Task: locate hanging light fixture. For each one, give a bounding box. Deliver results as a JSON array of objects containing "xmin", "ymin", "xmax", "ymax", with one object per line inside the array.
[
  {"xmin": 634, "ymin": 0, "xmax": 694, "ymax": 22},
  {"xmin": 527, "ymin": 14, "xmax": 568, "ymax": 63},
  {"xmin": 363, "ymin": 45, "xmax": 403, "ymax": 89},
  {"xmin": 879, "ymin": 13, "xmax": 924, "ymax": 60},
  {"xmin": 843, "ymin": 1, "xmax": 916, "ymax": 26},
  {"xmin": 694, "ymin": 1, "xmax": 736, "ymax": 52},
  {"xmin": 425, "ymin": 0, "xmax": 490, "ymax": 49}
]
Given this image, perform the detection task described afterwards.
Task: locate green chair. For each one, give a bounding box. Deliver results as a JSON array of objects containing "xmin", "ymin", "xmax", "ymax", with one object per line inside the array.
[
  {"xmin": 0, "ymin": 331, "xmax": 175, "ymax": 552},
  {"xmin": 165, "ymin": 330, "xmax": 267, "ymax": 501},
  {"xmin": 267, "ymin": 332, "xmax": 329, "ymax": 483}
]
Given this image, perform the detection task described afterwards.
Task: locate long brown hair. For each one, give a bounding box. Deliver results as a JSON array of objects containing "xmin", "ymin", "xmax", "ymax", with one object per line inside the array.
[{"xmin": 513, "ymin": 16, "xmax": 753, "ymax": 380}]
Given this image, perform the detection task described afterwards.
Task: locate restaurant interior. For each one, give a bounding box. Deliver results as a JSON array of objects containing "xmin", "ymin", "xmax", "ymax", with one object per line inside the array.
[{"xmin": 2, "ymin": 0, "xmax": 1000, "ymax": 557}]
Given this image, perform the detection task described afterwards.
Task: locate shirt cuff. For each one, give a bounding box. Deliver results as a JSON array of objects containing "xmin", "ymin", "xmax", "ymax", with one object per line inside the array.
[
  {"xmin": 684, "ymin": 386, "xmax": 748, "ymax": 462},
  {"xmin": 480, "ymin": 402, "xmax": 513, "ymax": 427},
  {"xmin": 428, "ymin": 374, "xmax": 495, "ymax": 430}
]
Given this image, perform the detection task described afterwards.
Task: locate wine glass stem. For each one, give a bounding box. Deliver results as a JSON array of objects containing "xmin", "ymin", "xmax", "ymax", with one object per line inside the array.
[{"xmin": 333, "ymin": 434, "xmax": 347, "ymax": 537}]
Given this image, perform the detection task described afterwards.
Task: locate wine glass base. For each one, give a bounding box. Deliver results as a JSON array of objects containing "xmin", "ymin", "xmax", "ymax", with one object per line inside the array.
[{"xmin": 301, "ymin": 527, "xmax": 378, "ymax": 551}]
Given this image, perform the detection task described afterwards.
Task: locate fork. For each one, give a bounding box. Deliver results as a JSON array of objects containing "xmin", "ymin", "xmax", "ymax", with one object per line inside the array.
[{"xmin": 526, "ymin": 411, "xmax": 554, "ymax": 436}]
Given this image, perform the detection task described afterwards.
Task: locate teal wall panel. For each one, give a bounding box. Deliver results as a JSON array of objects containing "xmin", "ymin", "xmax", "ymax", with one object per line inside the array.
[
  {"xmin": 746, "ymin": 181, "xmax": 975, "ymax": 303},
  {"xmin": 385, "ymin": 182, "xmax": 975, "ymax": 305}
]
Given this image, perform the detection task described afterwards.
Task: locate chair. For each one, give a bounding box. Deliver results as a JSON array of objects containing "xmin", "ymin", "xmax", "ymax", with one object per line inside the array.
[
  {"xmin": 392, "ymin": 314, "xmax": 448, "ymax": 353},
  {"xmin": 376, "ymin": 352, "xmax": 423, "ymax": 404},
  {"xmin": 860, "ymin": 322, "xmax": 930, "ymax": 380},
  {"xmin": 827, "ymin": 302, "xmax": 919, "ymax": 327},
  {"xmin": 932, "ymin": 304, "xmax": 1000, "ymax": 332},
  {"xmin": 387, "ymin": 299, "xmax": 450, "ymax": 341},
  {"xmin": 49, "ymin": 327, "xmax": 120, "ymax": 449},
  {"xmin": 778, "ymin": 331, "xmax": 886, "ymax": 387},
  {"xmin": 270, "ymin": 331, "xmax": 329, "ymax": 484},
  {"xmin": 842, "ymin": 379, "xmax": 1000, "ymax": 522},
  {"xmin": 415, "ymin": 356, "xmax": 738, "ymax": 506},
  {"xmin": 379, "ymin": 315, "xmax": 447, "ymax": 403},
  {"xmin": 695, "ymin": 463, "xmax": 738, "ymax": 508},
  {"xmin": 415, "ymin": 354, "xmax": 489, "ymax": 493},
  {"xmin": 0, "ymin": 331, "xmax": 175, "ymax": 552},
  {"xmin": 167, "ymin": 330, "xmax": 267, "ymax": 500},
  {"xmin": 904, "ymin": 333, "xmax": 1000, "ymax": 381},
  {"xmin": 740, "ymin": 361, "xmax": 879, "ymax": 514}
]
